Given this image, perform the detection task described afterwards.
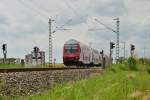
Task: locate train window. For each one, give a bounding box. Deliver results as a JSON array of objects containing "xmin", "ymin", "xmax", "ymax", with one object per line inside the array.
[
  {"xmin": 70, "ymin": 47, "xmax": 77, "ymax": 53},
  {"xmin": 64, "ymin": 48, "xmax": 77, "ymax": 53},
  {"xmin": 64, "ymin": 44, "xmax": 78, "ymax": 53}
]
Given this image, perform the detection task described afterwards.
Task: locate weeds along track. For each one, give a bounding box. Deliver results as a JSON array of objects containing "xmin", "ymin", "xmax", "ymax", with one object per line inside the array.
[{"xmin": 0, "ymin": 67, "xmax": 102, "ymax": 73}]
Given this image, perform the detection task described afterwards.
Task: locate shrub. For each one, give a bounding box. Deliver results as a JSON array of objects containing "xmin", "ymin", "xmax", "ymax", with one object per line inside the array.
[
  {"xmin": 145, "ymin": 58, "xmax": 150, "ymax": 66},
  {"xmin": 127, "ymin": 57, "xmax": 137, "ymax": 70},
  {"xmin": 138, "ymin": 58, "xmax": 150, "ymax": 66},
  {"xmin": 138, "ymin": 58, "xmax": 144, "ymax": 64}
]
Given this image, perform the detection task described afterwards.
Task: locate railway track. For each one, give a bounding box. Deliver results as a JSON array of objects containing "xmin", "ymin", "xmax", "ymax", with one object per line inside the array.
[{"xmin": 0, "ymin": 67, "xmax": 100, "ymax": 73}]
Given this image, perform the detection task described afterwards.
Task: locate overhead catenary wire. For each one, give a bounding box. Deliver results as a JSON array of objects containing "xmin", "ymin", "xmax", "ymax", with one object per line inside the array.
[
  {"xmin": 63, "ymin": 0, "xmax": 85, "ymax": 21},
  {"xmin": 17, "ymin": 0, "xmax": 73, "ymax": 65},
  {"xmin": 17, "ymin": 0, "xmax": 50, "ymax": 18},
  {"xmin": 94, "ymin": 19, "xmax": 116, "ymax": 33},
  {"xmin": 53, "ymin": 19, "xmax": 72, "ymax": 33},
  {"xmin": 17, "ymin": 0, "xmax": 73, "ymax": 32},
  {"xmin": 94, "ymin": 18, "xmax": 120, "ymax": 63},
  {"xmin": 16, "ymin": 0, "xmax": 73, "ymax": 34},
  {"xmin": 88, "ymin": 28, "xmax": 107, "ymax": 31}
]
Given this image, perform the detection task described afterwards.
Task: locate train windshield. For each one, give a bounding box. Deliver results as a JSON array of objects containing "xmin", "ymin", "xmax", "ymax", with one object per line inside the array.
[{"xmin": 64, "ymin": 44, "xmax": 78, "ymax": 53}]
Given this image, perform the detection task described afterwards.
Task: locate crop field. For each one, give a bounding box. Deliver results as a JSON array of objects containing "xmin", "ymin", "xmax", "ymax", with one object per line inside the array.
[{"xmin": 1, "ymin": 63, "xmax": 149, "ymax": 100}]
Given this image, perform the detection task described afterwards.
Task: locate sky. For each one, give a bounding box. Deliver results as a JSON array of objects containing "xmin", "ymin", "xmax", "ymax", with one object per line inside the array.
[{"xmin": 0, "ymin": 0, "xmax": 150, "ymax": 63}]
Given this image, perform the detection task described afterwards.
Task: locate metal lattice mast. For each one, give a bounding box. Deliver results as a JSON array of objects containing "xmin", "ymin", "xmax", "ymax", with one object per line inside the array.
[
  {"xmin": 123, "ymin": 42, "xmax": 126, "ymax": 59},
  {"xmin": 49, "ymin": 18, "xmax": 53, "ymax": 65},
  {"xmin": 94, "ymin": 17, "xmax": 120, "ymax": 63},
  {"xmin": 114, "ymin": 17, "xmax": 120, "ymax": 63},
  {"xmin": 48, "ymin": 18, "xmax": 71, "ymax": 65}
]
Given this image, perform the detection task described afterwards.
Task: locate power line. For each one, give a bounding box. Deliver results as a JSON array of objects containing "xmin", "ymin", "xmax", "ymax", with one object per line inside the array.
[
  {"xmin": 16, "ymin": 0, "xmax": 49, "ymax": 24},
  {"xmin": 88, "ymin": 28, "xmax": 107, "ymax": 31},
  {"xmin": 18, "ymin": 0, "xmax": 49, "ymax": 18},
  {"xmin": 53, "ymin": 19, "xmax": 72, "ymax": 33},
  {"xmin": 17, "ymin": 0, "xmax": 72, "ymax": 65},
  {"xmin": 94, "ymin": 19, "xmax": 116, "ymax": 33},
  {"xmin": 63, "ymin": 0, "xmax": 83, "ymax": 19},
  {"xmin": 94, "ymin": 17, "xmax": 120, "ymax": 63}
]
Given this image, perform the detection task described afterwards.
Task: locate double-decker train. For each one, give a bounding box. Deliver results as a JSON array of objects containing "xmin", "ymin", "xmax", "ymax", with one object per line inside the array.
[{"xmin": 63, "ymin": 39, "xmax": 111, "ymax": 67}]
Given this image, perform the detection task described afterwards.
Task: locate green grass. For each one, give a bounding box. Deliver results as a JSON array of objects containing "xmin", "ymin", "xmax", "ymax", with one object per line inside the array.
[
  {"xmin": 0, "ymin": 63, "xmax": 65, "ymax": 68},
  {"xmin": 1, "ymin": 64, "xmax": 150, "ymax": 100},
  {"xmin": 44, "ymin": 63, "xmax": 65, "ymax": 68},
  {"xmin": 0, "ymin": 64, "xmax": 24, "ymax": 68}
]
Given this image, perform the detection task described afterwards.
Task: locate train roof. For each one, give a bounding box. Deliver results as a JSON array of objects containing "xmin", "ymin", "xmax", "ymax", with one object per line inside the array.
[
  {"xmin": 65, "ymin": 39, "xmax": 101, "ymax": 52},
  {"xmin": 65, "ymin": 39, "xmax": 79, "ymax": 45},
  {"xmin": 64, "ymin": 39, "xmax": 90, "ymax": 49}
]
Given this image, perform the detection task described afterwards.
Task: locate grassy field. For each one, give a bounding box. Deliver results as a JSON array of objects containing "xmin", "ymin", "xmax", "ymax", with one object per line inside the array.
[
  {"xmin": 1, "ymin": 64, "xmax": 150, "ymax": 100},
  {"xmin": 0, "ymin": 64, "xmax": 24, "ymax": 68},
  {"xmin": 44, "ymin": 63, "xmax": 65, "ymax": 68},
  {"xmin": 0, "ymin": 63, "xmax": 65, "ymax": 68}
]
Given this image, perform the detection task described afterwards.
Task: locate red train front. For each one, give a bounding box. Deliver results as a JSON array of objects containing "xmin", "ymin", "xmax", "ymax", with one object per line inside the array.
[{"xmin": 63, "ymin": 39, "xmax": 81, "ymax": 66}]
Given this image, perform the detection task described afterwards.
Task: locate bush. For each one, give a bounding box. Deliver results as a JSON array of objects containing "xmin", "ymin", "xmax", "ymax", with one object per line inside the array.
[
  {"xmin": 138, "ymin": 58, "xmax": 145, "ymax": 64},
  {"xmin": 145, "ymin": 58, "xmax": 150, "ymax": 66},
  {"xmin": 127, "ymin": 57, "xmax": 137, "ymax": 70},
  {"xmin": 137, "ymin": 58, "xmax": 150, "ymax": 66}
]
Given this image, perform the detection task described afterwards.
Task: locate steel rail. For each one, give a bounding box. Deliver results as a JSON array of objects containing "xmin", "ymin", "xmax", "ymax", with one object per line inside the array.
[{"xmin": 0, "ymin": 67, "xmax": 96, "ymax": 73}]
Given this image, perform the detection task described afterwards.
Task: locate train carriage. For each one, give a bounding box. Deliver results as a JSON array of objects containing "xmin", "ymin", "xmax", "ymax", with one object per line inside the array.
[
  {"xmin": 63, "ymin": 39, "xmax": 110, "ymax": 67},
  {"xmin": 91, "ymin": 49, "xmax": 102, "ymax": 66}
]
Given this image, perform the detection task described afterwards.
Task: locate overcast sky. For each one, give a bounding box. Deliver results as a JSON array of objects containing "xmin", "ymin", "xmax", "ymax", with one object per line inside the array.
[{"xmin": 0, "ymin": 0, "xmax": 150, "ymax": 63}]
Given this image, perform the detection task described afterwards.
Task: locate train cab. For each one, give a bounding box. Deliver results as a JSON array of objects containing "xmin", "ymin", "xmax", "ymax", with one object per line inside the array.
[{"xmin": 63, "ymin": 39, "xmax": 80, "ymax": 65}]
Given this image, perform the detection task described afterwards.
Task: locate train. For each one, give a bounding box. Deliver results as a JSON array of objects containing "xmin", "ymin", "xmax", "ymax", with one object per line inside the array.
[{"xmin": 63, "ymin": 39, "xmax": 111, "ymax": 67}]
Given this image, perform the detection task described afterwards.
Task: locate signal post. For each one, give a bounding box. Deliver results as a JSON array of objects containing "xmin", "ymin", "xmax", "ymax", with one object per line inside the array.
[
  {"xmin": 130, "ymin": 44, "xmax": 135, "ymax": 57},
  {"xmin": 100, "ymin": 50, "xmax": 105, "ymax": 69},
  {"xmin": 110, "ymin": 41, "xmax": 115, "ymax": 63},
  {"xmin": 2, "ymin": 44, "xmax": 7, "ymax": 63}
]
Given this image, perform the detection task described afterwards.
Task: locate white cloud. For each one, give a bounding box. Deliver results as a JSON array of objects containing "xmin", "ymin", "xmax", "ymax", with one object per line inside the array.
[{"xmin": 0, "ymin": 0, "xmax": 150, "ymax": 62}]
